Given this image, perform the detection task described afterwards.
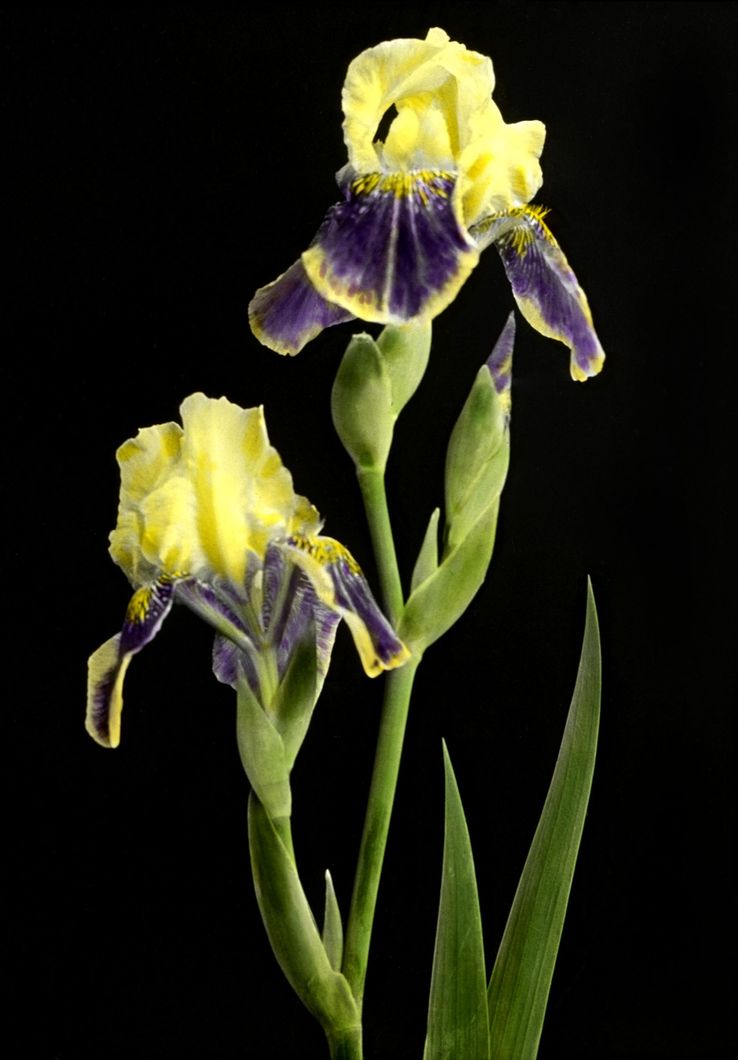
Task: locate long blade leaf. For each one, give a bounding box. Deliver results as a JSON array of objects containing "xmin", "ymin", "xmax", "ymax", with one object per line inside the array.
[
  {"xmin": 487, "ymin": 578, "xmax": 601, "ymax": 1058},
  {"xmin": 424, "ymin": 742, "xmax": 490, "ymax": 1060}
]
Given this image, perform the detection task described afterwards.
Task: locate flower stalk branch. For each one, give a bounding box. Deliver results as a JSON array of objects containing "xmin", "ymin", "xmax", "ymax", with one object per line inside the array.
[
  {"xmin": 343, "ymin": 653, "xmax": 421, "ymax": 1008},
  {"xmin": 356, "ymin": 468, "xmax": 404, "ymax": 627}
]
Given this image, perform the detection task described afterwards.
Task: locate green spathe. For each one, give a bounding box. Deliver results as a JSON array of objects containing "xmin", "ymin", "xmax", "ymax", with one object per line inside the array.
[
  {"xmin": 248, "ymin": 796, "xmax": 360, "ymax": 1039},
  {"xmin": 400, "ymin": 500, "xmax": 500, "ymax": 652}
]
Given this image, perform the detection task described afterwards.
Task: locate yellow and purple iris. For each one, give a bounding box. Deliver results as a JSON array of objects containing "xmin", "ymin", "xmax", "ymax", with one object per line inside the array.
[
  {"xmin": 86, "ymin": 393, "xmax": 408, "ymax": 748},
  {"xmin": 249, "ymin": 28, "xmax": 604, "ymax": 382}
]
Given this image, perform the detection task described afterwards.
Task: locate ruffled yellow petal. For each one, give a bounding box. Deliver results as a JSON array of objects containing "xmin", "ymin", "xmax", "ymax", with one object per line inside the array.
[
  {"xmin": 285, "ymin": 535, "xmax": 410, "ymax": 677},
  {"xmin": 342, "ymin": 29, "xmax": 457, "ymax": 171},
  {"xmin": 109, "ymin": 394, "xmax": 321, "ymax": 591},
  {"xmin": 459, "ymin": 117, "xmax": 546, "ymax": 224},
  {"xmin": 340, "ymin": 27, "xmax": 546, "ymax": 226}
]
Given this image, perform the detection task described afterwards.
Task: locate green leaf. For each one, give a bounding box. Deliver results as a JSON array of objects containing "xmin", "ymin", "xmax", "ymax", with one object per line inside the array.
[
  {"xmin": 236, "ymin": 680, "xmax": 291, "ymax": 820},
  {"xmin": 399, "ymin": 500, "xmax": 500, "ymax": 653},
  {"xmin": 248, "ymin": 795, "xmax": 359, "ymax": 1036},
  {"xmin": 272, "ymin": 625, "xmax": 318, "ymax": 770},
  {"xmin": 322, "ymin": 869, "xmax": 344, "ymax": 972},
  {"xmin": 487, "ymin": 579, "xmax": 601, "ymax": 1058},
  {"xmin": 424, "ymin": 742, "xmax": 490, "ymax": 1060},
  {"xmin": 410, "ymin": 507, "xmax": 440, "ymax": 593}
]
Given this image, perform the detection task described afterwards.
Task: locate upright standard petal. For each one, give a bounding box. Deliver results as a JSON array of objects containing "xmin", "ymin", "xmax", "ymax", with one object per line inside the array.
[
  {"xmin": 474, "ymin": 206, "xmax": 605, "ymax": 381},
  {"xmin": 86, "ymin": 577, "xmax": 177, "ymax": 748},
  {"xmin": 285, "ymin": 534, "xmax": 410, "ymax": 677},
  {"xmin": 109, "ymin": 394, "xmax": 322, "ymax": 591},
  {"xmin": 341, "ymin": 27, "xmax": 545, "ymax": 225}
]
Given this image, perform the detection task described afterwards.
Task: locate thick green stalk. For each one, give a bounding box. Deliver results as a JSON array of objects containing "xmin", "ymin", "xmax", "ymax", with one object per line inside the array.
[
  {"xmin": 356, "ymin": 468, "xmax": 404, "ymax": 626},
  {"xmin": 327, "ymin": 1024, "xmax": 363, "ymax": 1060},
  {"xmin": 343, "ymin": 463, "xmax": 422, "ymax": 1006},
  {"xmin": 343, "ymin": 658, "xmax": 420, "ymax": 1006}
]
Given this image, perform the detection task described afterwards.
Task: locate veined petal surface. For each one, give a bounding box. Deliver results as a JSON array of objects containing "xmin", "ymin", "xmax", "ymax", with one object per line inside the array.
[
  {"xmin": 86, "ymin": 577, "xmax": 177, "ymax": 748},
  {"xmin": 475, "ymin": 207, "xmax": 605, "ymax": 381},
  {"xmin": 285, "ymin": 535, "xmax": 410, "ymax": 676},
  {"xmin": 302, "ymin": 169, "xmax": 478, "ymax": 324},
  {"xmin": 341, "ymin": 28, "xmax": 545, "ymax": 225},
  {"xmin": 249, "ymin": 259, "xmax": 354, "ymax": 356},
  {"xmin": 109, "ymin": 394, "xmax": 322, "ymax": 590}
]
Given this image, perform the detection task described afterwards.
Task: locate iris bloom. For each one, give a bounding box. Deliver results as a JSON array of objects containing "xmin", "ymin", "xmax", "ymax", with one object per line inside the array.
[
  {"xmin": 86, "ymin": 393, "xmax": 408, "ymax": 748},
  {"xmin": 249, "ymin": 27, "xmax": 604, "ymax": 382}
]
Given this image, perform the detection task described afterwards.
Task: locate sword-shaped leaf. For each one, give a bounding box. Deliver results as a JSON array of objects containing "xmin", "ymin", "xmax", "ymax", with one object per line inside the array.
[
  {"xmin": 423, "ymin": 742, "xmax": 490, "ymax": 1060},
  {"xmin": 488, "ymin": 579, "xmax": 601, "ymax": 1057}
]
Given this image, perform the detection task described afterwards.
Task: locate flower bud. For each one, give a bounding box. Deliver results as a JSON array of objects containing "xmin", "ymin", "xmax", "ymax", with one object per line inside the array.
[{"xmin": 331, "ymin": 333, "xmax": 394, "ymax": 471}]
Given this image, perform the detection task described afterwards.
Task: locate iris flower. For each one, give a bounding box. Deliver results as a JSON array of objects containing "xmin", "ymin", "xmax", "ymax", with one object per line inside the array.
[
  {"xmin": 86, "ymin": 393, "xmax": 409, "ymax": 748},
  {"xmin": 249, "ymin": 27, "xmax": 604, "ymax": 382}
]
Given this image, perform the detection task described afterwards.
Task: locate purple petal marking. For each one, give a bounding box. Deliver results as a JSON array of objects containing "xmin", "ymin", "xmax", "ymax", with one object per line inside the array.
[
  {"xmin": 477, "ymin": 207, "xmax": 605, "ymax": 381},
  {"xmin": 303, "ymin": 169, "xmax": 478, "ymax": 323},
  {"xmin": 486, "ymin": 311, "xmax": 516, "ymax": 417},
  {"xmin": 86, "ymin": 577, "xmax": 177, "ymax": 748},
  {"xmin": 248, "ymin": 258, "xmax": 354, "ymax": 356},
  {"xmin": 212, "ymin": 632, "xmax": 259, "ymax": 691},
  {"xmin": 284, "ymin": 535, "xmax": 410, "ymax": 676},
  {"xmin": 262, "ymin": 543, "xmax": 339, "ymax": 683},
  {"xmin": 327, "ymin": 553, "xmax": 409, "ymax": 673},
  {"xmin": 175, "ymin": 577, "xmax": 257, "ymax": 653},
  {"xmin": 277, "ymin": 571, "xmax": 340, "ymax": 683}
]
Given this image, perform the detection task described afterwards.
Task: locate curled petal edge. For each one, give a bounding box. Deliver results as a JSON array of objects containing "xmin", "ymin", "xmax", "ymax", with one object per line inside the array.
[
  {"xmin": 85, "ymin": 577, "xmax": 177, "ymax": 748},
  {"xmin": 473, "ymin": 205, "xmax": 605, "ymax": 382},
  {"xmin": 285, "ymin": 534, "xmax": 410, "ymax": 677}
]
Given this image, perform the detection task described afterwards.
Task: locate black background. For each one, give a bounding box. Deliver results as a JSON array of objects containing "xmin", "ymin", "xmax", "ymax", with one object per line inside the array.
[{"xmin": 5, "ymin": 5, "xmax": 735, "ymax": 1058}]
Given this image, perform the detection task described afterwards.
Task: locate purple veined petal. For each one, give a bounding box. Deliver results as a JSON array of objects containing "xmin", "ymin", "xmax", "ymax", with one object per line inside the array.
[
  {"xmin": 474, "ymin": 206, "xmax": 605, "ymax": 382},
  {"xmin": 175, "ymin": 576, "xmax": 258, "ymax": 656},
  {"xmin": 284, "ymin": 535, "xmax": 410, "ymax": 677},
  {"xmin": 248, "ymin": 258, "xmax": 355, "ymax": 356},
  {"xmin": 176, "ymin": 575, "xmax": 267, "ymax": 694},
  {"xmin": 301, "ymin": 168, "xmax": 479, "ymax": 326},
  {"xmin": 485, "ymin": 310, "xmax": 516, "ymax": 420},
  {"xmin": 262, "ymin": 542, "xmax": 339, "ymax": 687},
  {"xmin": 212, "ymin": 632, "xmax": 260, "ymax": 692},
  {"xmin": 276, "ymin": 570, "xmax": 340, "ymax": 684},
  {"xmin": 86, "ymin": 577, "xmax": 177, "ymax": 748}
]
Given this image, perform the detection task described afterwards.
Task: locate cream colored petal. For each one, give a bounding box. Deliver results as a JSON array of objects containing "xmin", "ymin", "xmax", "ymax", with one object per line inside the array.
[
  {"xmin": 459, "ymin": 118, "xmax": 546, "ymax": 225},
  {"xmin": 116, "ymin": 422, "xmax": 183, "ymax": 505},
  {"xmin": 382, "ymin": 101, "xmax": 453, "ymax": 170},
  {"xmin": 109, "ymin": 421, "xmax": 183, "ymax": 584},
  {"xmin": 174, "ymin": 394, "xmax": 296, "ymax": 587},
  {"xmin": 342, "ymin": 30, "xmax": 467, "ymax": 171},
  {"xmin": 108, "ymin": 394, "xmax": 320, "ymax": 593}
]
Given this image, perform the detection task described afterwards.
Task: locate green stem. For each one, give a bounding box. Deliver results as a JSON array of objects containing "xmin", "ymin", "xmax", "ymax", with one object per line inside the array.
[
  {"xmin": 343, "ymin": 651, "xmax": 421, "ymax": 1006},
  {"xmin": 326, "ymin": 1024, "xmax": 363, "ymax": 1060},
  {"xmin": 343, "ymin": 464, "xmax": 422, "ymax": 1009},
  {"xmin": 356, "ymin": 467, "xmax": 404, "ymax": 625}
]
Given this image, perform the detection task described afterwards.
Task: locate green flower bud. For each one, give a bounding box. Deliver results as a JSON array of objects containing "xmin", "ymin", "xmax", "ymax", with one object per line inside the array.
[
  {"xmin": 377, "ymin": 319, "xmax": 432, "ymax": 416},
  {"xmin": 444, "ymin": 364, "xmax": 509, "ymax": 554},
  {"xmin": 331, "ymin": 321, "xmax": 432, "ymax": 472},
  {"xmin": 331, "ymin": 333, "xmax": 394, "ymax": 471}
]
